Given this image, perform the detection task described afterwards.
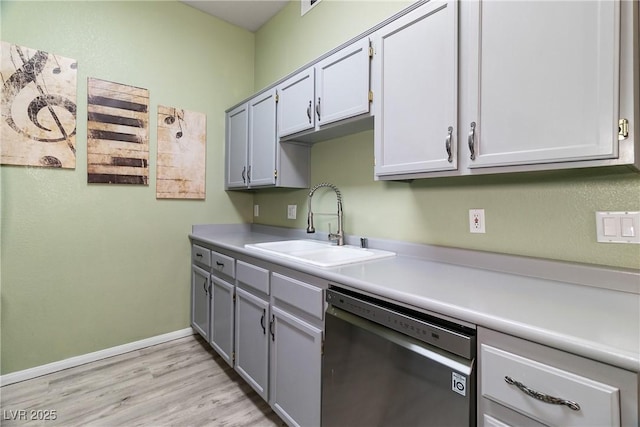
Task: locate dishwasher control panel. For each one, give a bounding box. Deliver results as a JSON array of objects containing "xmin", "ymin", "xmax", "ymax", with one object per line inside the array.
[{"xmin": 327, "ymin": 287, "xmax": 475, "ymax": 360}]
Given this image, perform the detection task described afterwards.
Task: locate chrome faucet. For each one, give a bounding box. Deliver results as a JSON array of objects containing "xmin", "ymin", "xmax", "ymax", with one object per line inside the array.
[{"xmin": 306, "ymin": 183, "xmax": 344, "ymax": 246}]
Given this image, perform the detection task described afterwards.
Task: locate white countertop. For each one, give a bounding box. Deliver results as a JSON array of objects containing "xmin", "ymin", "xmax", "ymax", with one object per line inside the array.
[{"xmin": 190, "ymin": 225, "xmax": 640, "ymax": 372}]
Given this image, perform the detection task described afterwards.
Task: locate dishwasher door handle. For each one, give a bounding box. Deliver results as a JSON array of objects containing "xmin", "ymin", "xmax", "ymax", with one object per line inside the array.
[{"xmin": 326, "ymin": 305, "xmax": 474, "ymax": 375}]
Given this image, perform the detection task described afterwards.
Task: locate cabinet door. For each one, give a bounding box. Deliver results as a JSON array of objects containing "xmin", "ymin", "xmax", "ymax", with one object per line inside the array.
[
  {"xmin": 210, "ymin": 276, "xmax": 234, "ymax": 367},
  {"xmin": 248, "ymin": 89, "xmax": 277, "ymax": 187},
  {"xmin": 269, "ymin": 306, "xmax": 322, "ymax": 427},
  {"xmin": 464, "ymin": 1, "xmax": 620, "ymax": 168},
  {"xmin": 235, "ymin": 287, "xmax": 269, "ymax": 400},
  {"xmin": 191, "ymin": 265, "xmax": 210, "ymax": 341},
  {"xmin": 374, "ymin": 1, "xmax": 458, "ymax": 177},
  {"xmin": 315, "ymin": 37, "xmax": 371, "ymax": 127},
  {"xmin": 278, "ymin": 68, "xmax": 315, "ymax": 138},
  {"xmin": 225, "ymin": 103, "xmax": 249, "ymax": 188}
]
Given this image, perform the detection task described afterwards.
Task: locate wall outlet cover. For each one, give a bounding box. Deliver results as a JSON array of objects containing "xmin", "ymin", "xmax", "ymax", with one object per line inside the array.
[
  {"xmin": 287, "ymin": 205, "xmax": 297, "ymax": 220},
  {"xmin": 469, "ymin": 209, "xmax": 485, "ymax": 233}
]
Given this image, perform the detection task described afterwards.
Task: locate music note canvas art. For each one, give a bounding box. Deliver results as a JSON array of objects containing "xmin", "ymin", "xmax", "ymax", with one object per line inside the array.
[
  {"xmin": 1, "ymin": 41, "xmax": 77, "ymax": 168},
  {"xmin": 156, "ymin": 105, "xmax": 206, "ymax": 199},
  {"xmin": 87, "ymin": 77, "xmax": 149, "ymax": 184}
]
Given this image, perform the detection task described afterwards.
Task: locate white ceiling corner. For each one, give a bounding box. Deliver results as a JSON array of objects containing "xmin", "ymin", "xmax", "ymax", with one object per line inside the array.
[{"xmin": 180, "ymin": 0, "xmax": 289, "ymax": 32}]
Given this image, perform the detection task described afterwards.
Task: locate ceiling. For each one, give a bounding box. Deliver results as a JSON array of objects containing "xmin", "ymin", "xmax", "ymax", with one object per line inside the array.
[{"xmin": 180, "ymin": 0, "xmax": 289, "ymax": 32}]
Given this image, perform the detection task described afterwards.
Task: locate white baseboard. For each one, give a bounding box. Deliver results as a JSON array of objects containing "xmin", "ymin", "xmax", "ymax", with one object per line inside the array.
[{"xmin": 0, "ymin": 328, "xmax": 195, "ymax": 387}]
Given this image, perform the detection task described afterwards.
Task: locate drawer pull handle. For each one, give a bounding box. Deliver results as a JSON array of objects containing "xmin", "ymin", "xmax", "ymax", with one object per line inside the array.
[
  {"xmin": 196, "ymin": 253, "xmax": 202, "ymax": 257},
  {"xmin": 504, "ymin": 376, "xmax": 581, "ymax": 411},
  {"xmin": 215, "ymin": 261, "xmax": 224, "ymax": 268}
]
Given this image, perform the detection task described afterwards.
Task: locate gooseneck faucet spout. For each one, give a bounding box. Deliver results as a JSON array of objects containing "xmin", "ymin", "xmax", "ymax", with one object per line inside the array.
[{"xmin": 306, "ymin": 183, "xmax": 344, "ymax": 246}]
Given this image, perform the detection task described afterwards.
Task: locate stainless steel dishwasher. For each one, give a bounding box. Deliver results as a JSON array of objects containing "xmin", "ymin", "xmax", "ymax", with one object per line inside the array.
[{"xmin": 322, "ymin": 287, "xmax": 476, "ymax": 427}]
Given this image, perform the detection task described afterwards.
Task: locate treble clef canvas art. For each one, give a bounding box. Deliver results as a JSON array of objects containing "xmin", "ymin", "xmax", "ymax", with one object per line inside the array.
[{"xmin": 1, "ymin": 41, "xmax": 78, "ymax": 168}]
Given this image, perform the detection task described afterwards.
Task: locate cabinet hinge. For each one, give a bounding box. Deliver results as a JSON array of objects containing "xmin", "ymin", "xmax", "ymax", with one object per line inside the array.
[
  {"xmin": 368, "ymin": 90, "xmax": 373, "ymax": 102},
  {"xmin": 232, "ymin": 351, "xmax": 235, "ymax": 363},
  {"xmin": 619, "ymin": 118, "xmax": 629, "ymax": 140},
  {"xmin": 275, "ymin": 92, "xmax": 279, "ymax": 103},
  {"xmin": 368, "ymin": 46, "xmax": 374, "ymax": 58},
  {"xmin": 233, "ymin": 293, "xmax": 236, "ymax": 302},
  {"xmin": 274, "ymin": 169, "xmax": 278, "ymax": 179},
  {"xmin": 321, "ymin": 340, "xmax": 324, "ymax": 356}
]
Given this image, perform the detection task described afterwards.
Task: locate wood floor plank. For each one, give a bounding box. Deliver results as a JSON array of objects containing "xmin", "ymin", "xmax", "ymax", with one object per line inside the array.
[{"xmin": 1, "ymin": 334, "xmax": 283, "ymax": 427}]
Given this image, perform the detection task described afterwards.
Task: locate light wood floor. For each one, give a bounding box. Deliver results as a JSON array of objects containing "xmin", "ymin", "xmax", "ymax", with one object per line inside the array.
[{"xmin": 1, "ymin": 334, "xmax": 284, "ymax": 426}]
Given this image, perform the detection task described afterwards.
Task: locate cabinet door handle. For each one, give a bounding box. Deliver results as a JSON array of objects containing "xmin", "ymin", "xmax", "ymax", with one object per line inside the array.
[
  {"xmin": 269, "ymin": 314, "xmax": 275, "ymax": 341},
  {"xmin": 241, "ymin": 166, "xmax": 246, "ymax": 183},
  {"xmin": 468, "ymin": 122, "xmax": 476, "ymax": 160},
  {"xmin": 203, "ymin": 279, "xmax": 208, "ymax": 295},
  {"xmin": 247, "ymin": 165, "xmax": 251, "ymax": 183},
  {"xmin": 504, "ymin": 376, "xmax": 581, "ymax": 411},
  {"xmin": 316, "ymin": 97, "xmax": 321, "ymax": 121},
  {"xmin": 307, "ymin": 101, "xmax": 312, "ymax": 123},
  {"xmin": 260, "ymin": 309, "xmax": 266, "ymax": 334},
  {"xmin": 445, "ymin": 126, "xmax": 453, "ymax": 163}
]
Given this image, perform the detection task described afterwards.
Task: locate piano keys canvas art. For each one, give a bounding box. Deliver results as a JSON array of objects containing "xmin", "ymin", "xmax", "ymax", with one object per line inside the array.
[
  {"xmin": 156, "ymin": 105, "xmax": 206, "ymax": 199},
  {"xmin": 1, "ymin": 41, "xmax": 78, "ymax": 168},
  {"xmin": 87, "ymin": 77, "xmax": 149, "ymax": 184}
]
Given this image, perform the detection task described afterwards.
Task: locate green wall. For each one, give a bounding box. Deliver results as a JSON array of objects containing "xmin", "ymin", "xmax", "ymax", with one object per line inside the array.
[
  {"xmin": 1, "ymin": 1, "xmax": 254, "ymax": 374},
  {"xmin": 252, "ymin": 0, "xmax": 640, "ymax": 270}
]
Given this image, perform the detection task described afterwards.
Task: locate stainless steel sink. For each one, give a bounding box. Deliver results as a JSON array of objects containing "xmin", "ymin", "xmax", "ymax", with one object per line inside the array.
[{"xmin": 244, "ymin": 239, "xmax": 395, "ymax": 268}]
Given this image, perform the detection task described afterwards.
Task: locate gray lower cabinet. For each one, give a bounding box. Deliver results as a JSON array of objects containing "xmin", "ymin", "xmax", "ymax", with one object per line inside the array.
[
  {"xmin": 190, "ymin": 243, "xmax": 325, "ymax": 427},
  {"xmin": 478, "ymin": 327, "xmax": 639, "ymax": 426},
  {"xmin": 235, "ymin": 286, "xmax": 270, "ymax": 401},
  {"xmin": 270, "ymin": 305, "xmax": 322, "ymax": 427},
  {"xmin": 191, "ymin": 264, "xmax": 210, "ymax": 341},
  {"xmin": 210, "ymin": 276, "xmax": 234, "ymax": 367}
]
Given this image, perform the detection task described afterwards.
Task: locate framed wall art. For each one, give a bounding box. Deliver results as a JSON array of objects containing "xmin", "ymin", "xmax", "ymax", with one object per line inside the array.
[{"xmin": 1, "ymin": 41, "xmax": 77, "ymax": 168}]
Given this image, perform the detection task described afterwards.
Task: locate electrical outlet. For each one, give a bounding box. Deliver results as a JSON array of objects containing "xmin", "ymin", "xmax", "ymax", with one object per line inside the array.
[
  {"xmin": 254, "ymin": 205, "xmax": 259, "ymax": 217},
  {"xmin": 469, "ymin": 209, "xmax": 485, "ymax": 233},
  {"xmin": 287, "ymin": 205, "xmax": 297, "ymax": 220}
]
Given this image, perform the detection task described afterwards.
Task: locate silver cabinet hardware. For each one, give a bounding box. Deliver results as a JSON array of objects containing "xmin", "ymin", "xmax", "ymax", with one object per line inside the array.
[
  {"xmin": 247, "ymin": 165, "xmax": 251, "ymax": 183},
  {"xmin": 446, "ymin": 126, "xmax": 453, "ymax": 163},
  {"xmin": 307, "ymin": 101, "xmax": 312, "ymax": 123},
  {"xmin": 316, "ymin": 97, "xmax": 321, "ymax": 121},
  {"xmin": 504, "ymin": 376, "xmax": 581, "ymax": 411},
  {"xmin": 241, "ymin": 166, "xmax": 246, "ymax": 183},
  {"xmin": 468, "ymin": 122, "xmax": 476, "ymax": 160},
  {"xmin": 269, "ymin": 314, "xmax": 275, "ymax": 341},
  {"xmin": 260, "ymin": 309, "xmax": 266, "ymax": 335}
]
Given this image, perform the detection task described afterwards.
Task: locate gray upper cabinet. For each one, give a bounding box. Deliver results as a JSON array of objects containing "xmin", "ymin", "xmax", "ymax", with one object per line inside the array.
[
  {"xmin": 225, "ymin": 103, "xmax": 249, "ymax": 189},
  {"xmin": 248, "ymin": 90, "xmax": 278, "ymax": 187},
  {"xmin": 314, "ymin": 37, "xmax": 371, "ymax": 128},
  {"xmin": 373, "ymin": 1, "xmax": 458, "ymax": 177},
  {"xmin": 277, "ymin": 37, "xmax": 372, "ymax": 141},
  {"xmin": 225, "ymin": 88, "xmax": 310, "ymax": 190},
  {"xmin": 277, "ymin": 68, "xmax": 316, "ymax": 138},
  {"xmin": 463, "ymin": 0, "xmax": 622, "ymax": 168}
]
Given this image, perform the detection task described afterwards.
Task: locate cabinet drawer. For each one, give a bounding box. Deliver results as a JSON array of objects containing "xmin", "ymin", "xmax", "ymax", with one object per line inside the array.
[
  {"xmin": 271, "ymin": 273, "xmax": 324, "ymax": 320},
  {"xmin": 211, "ymin": 251, "xmax": 235, "ymax": 279},
  {"xmin": 237, "ymin": 260, "xmax": 269, "ymax": 294},
  {"xmin": 192, "ymin": 244, "xmax": 211, "ymax": 268},
  {"xmin": 481, "ymin": 344, "xmax": 620, "ymax": 427}
]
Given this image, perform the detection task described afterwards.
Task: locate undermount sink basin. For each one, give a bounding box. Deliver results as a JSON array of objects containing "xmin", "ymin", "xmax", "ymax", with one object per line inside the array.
[{"xmin": 244, "ymin": 239, "xmax": 395, "ymax": 268}]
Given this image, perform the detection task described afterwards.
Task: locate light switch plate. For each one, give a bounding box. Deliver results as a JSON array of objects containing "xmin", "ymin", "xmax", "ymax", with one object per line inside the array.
[{"xmin": 595, "ymin": 211, "xmax": 640, "ymax": 244}]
